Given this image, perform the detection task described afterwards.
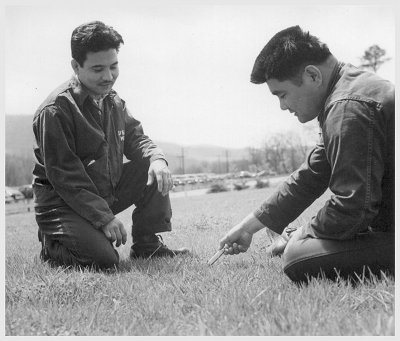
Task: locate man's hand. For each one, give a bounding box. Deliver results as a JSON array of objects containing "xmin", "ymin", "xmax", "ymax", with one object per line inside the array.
[
  {"xmin": 219, "ymin": 224, "xmax": 254, "ymax": 255},
  {"xmin": 218, "ymin": 213, "xmax": 265, "ymax": 255},
  {"xmin": 266, "ymin": 225, "xmax": 300, "ymax": 257},
  {"xmin": 147, "ymin": 159, "xmax": 173, "ymax": 196},
  {"xmin": 101, "ymin": 217, "xmax": 127, "ymax": 247}
]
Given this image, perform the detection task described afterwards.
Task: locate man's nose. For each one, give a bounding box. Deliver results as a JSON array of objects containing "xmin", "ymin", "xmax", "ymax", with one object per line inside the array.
[
  {"xmin": 279, "ymin": 99, "xmax": 288, "ymax": 111},
  {"xmin": 102, "ymin": 69, "xmax": 113, "ymax": 81}
]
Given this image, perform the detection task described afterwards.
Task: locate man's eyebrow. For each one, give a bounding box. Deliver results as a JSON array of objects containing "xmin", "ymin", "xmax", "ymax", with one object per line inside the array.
[{"xmin": 91, "ymin": 61, "xmax": 119, "ymax": 68}]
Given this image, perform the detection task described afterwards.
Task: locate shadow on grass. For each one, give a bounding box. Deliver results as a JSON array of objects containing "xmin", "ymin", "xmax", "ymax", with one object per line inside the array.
[
  {"xmin": 116, "ymin": 253, "xmax": 200, "ymax": 274},
  {"xmin": 39, "ymin": 252, "xmax": 202, "ymax": 276},
  {"xmin": 38, "ymin": 249, "xmax": 280, "ymax": 280},
  {"xmin": 37, "ymin": 250, "xmax": 394, "ymax": 290}
]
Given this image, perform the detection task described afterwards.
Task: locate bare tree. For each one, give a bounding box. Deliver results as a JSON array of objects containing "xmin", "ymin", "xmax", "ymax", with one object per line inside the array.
[
  {"xmin": 263, "ymin": 133, "xmax": 290, "ymax": 174},
  {"xmin": 262, "ymin": 130, "xmax": 316, "ymax": 175},
  {"xmin": 359, "ymin": 45, "xmax": 391, "ymax": 72},
  {"xmin": 247, "ymin": 146, "xmax": 264, "ymax": 171}
]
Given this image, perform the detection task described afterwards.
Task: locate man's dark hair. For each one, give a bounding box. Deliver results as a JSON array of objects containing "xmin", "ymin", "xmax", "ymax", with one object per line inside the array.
[
  {"xmin": 251, "ymin": 25, "xmax": 331, "ymax": 84},
  {"xmin": 71, "ymin": 21, "xmax": 124, "ymax": 66}
]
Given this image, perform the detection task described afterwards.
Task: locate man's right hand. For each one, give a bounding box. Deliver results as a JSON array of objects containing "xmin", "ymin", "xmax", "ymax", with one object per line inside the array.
[
  {"xmin": 101, "ymin": 217, "xmax": 127, "ymax": 247},
  {"xmin": 218, "ymin": 213, "xmax": 265, "ymax": 255},
  {"xmin": 219, "ymin": 224, "xmax": 254, "ymax": 255}
]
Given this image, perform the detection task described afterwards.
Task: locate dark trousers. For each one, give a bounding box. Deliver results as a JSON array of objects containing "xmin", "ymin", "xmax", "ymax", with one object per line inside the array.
[
  {"xmin": 282, "ymin": 227, "xmax": 395, "ymax": 283},
  {"xmin": 35, "ymin": 161, "xmax": 172, "ymax": 269}
]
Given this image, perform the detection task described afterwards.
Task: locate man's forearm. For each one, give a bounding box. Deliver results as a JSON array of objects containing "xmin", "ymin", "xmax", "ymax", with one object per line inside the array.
[
  {"xmin": 255, "ymin": 144, "xmax": 330, "ymax": 235},
  {"xmin": 239, "ymin": 213, "xmax": 266, "ymax": 235}
]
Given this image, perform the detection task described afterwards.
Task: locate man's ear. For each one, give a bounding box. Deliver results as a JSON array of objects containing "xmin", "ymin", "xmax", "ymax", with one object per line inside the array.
[
  {"xmin": 303, "ymin": 65, "xmax": 322, "ymax": 86},
  {"xmin": 71, "ymin": 59, "xmax": 80, "ymax": 74}
]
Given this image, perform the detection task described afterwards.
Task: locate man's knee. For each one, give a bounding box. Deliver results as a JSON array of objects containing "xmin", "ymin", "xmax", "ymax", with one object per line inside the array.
[
  {"xmin": 78, "ymin": 240, "xmax": 120, "ymax": 269},
  {"xmin": 85, "ymin": 242, "xmax": 120, "ymax": 269},
  {"xmin": 37, "ymin": 205, "xmax": 120, "ymax": 270},
  {"xmin": 282, "ymin": 231, "xmax": 395, "ymax": 283}
]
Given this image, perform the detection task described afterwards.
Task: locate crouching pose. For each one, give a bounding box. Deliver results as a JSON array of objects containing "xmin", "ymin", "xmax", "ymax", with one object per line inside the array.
[
  {"xmin": 219, "ymin": 26, "xmax": 394, "ymax": 283},
  {"xmin": 32, "ymin": 21, "xmax": 189, "ymax": 269}
]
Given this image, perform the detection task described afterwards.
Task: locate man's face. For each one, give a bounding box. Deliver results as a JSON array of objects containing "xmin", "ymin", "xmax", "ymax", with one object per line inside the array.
[
  {"xmin": 266, "ymin": 76, "xmax": 322, "ymax": 123},
  {"xmin": 73, "ymin": 48, "xmax": 119, "ymax": 97}
]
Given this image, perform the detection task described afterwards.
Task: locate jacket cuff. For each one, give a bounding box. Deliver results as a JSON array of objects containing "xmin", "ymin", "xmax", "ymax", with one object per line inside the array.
[
  {"xmin": 253, "ymin": 207, "xmax": 284, "ymax": 235},
  {"xmin": 93, "ymin": 212, "xmax": 115, "ymax": 229},
  {"xmin": 150, "ymin": 155, "xmax": 168, "ymax": 166}
]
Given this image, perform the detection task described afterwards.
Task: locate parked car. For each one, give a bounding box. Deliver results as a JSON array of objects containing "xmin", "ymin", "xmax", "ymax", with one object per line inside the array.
[
  {"xmin": 238, "ymin": 171, "xmax": 255, "ymax": 178},
  {"xmin": 5, "ymin": 187, "xmax": 25, "ymax": 203},
  {"xmin": 173, "ymin": 178, "xmax": 184, "ymax": 186}
]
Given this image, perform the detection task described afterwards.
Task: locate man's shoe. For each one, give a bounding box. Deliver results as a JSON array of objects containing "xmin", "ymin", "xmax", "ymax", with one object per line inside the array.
[{"xmin": 130, "ymin": 235, "xmax": 190, "ymax": 259}]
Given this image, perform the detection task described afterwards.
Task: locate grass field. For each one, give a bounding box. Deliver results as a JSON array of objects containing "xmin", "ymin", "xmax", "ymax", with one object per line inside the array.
[{"xmin": 5, "ymin": 184, "xmax": 395, "ymax": 336}]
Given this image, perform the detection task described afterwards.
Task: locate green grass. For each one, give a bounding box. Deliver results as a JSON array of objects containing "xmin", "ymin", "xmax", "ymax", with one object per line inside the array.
[{"xmin": 5, "ymin": 185, "xmax": 395, "ymax": 336}]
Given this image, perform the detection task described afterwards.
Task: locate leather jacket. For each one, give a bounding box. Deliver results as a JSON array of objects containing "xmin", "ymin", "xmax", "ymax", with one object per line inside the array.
[{"xmin": 254, "ymin": 62, "xmax": 394, "ymax": 240}]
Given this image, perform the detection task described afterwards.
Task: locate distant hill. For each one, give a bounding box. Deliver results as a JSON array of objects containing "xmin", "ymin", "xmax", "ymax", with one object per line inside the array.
[{"xmin": 5, "ymin": 115, "xmax": 249, "ymax": 172}]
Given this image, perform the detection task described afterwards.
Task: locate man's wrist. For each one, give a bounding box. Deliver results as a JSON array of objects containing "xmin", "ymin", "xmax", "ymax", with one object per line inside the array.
[
  {"xmin": 240, "ymin": 213, "xmax": 265, "ymax": 235},
  {"xmin": 150, "ymin": 156, "xmax": 168, "ymax": 166},
  {"xmin": 100, "ymin": 215, "xmax": 115, "ymax": 229}
]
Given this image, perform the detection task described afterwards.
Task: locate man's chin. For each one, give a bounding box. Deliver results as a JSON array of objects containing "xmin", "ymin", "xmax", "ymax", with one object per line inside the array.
[
  {"xmin": 95, "ymin": 87, "xmax": 112, "ymax": 96},
  {"xmin": 296, "ymin": 115, "xmax": 311, "ymax": 124},
  {"xmin": 98, "ymin": 83, "xmax": 113, "ymax": 91}
]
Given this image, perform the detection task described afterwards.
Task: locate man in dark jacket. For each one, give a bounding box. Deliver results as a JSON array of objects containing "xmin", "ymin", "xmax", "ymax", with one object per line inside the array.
[
  {"xmin": 33, "ymin": 21, "xmax": 189, "ymax": 269},
  {"xmin": 219, "ymin": 26, "xmax": 394, "ymax": 283}
]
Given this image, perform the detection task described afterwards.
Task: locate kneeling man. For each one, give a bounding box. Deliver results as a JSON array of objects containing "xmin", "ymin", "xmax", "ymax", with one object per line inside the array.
[
  {"xmin": 33, "ymin": 21, "xmax": 189, "ymax": 269},
  {"xmin": 219, "ymin": 26, "xmax": 394, "ymax": 283}
]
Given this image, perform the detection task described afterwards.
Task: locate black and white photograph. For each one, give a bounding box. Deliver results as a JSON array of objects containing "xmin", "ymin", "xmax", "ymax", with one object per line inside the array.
[{"xmin": 3, "ymin": 0, "xmax": 397, "ymax": 336}]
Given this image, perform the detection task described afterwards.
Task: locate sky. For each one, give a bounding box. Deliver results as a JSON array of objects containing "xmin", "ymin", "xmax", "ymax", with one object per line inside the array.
[{"xmin": 2, "ymin": 0, "xmax": 398, "ymax": 149}]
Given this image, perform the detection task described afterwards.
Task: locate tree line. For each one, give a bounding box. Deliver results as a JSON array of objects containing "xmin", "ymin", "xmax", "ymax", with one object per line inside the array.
[
  {"xmin": 5, "ymin": 129, "xmax": 316, "ymax": 187},
  {"xmin": 5, "ymin": 153, "xmax": 35, "ymax": 187}
]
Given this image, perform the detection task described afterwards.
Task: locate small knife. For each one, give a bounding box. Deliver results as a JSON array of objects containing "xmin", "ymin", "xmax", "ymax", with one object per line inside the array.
[{"xmin": 207, "ymin": 249, "xmax": 225, "ymax": 265}]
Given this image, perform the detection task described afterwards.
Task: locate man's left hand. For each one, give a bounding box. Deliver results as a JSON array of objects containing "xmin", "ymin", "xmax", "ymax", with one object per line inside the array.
[
  {"xmin": 147, "ymin": 159, "xmax": 173, "ymax": 196},
  {"xmin": 266, "ymin": 225, "xmax": 300, "ymax": 257}
]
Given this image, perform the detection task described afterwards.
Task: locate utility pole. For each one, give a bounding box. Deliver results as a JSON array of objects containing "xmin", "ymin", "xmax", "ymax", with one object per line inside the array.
[
  {"xmin": 178, "ymin": 147, "xmax": 185, "ymax": 174},
  {"xmin": 177, "ymin": 147, "xmax": 187, "ymax": 197},
  {"xmin": 225, "ymin": 149, "xmax": 229, "ymax": 173}
]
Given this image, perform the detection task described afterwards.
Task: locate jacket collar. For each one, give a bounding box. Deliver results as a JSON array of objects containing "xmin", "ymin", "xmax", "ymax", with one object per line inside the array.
[
  {"xmin": 326, "ymin": 61, "xmax": 345, "ymax": 98},
  {"xmin": 70, "ymin": 75, "xmax": 115, "ymax": 107},
  {"xmin": 318, "ymin": 61, "xmax": 344, "ymax": 124}
]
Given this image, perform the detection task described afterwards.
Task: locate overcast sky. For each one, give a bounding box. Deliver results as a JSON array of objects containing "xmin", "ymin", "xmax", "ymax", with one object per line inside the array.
[{"xmin": 3, "ymin": 0, "xmax": 397, "ymax": 148}]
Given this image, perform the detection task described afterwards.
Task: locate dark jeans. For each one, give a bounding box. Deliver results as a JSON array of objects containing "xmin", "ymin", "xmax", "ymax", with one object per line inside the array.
[
  {"xmin": 282, "ymin": 227, "xmax": 395, "ymax": 283},
  {"xmin": 35, "ymin": 161, "xmax": 172, "ymax": 269}
]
